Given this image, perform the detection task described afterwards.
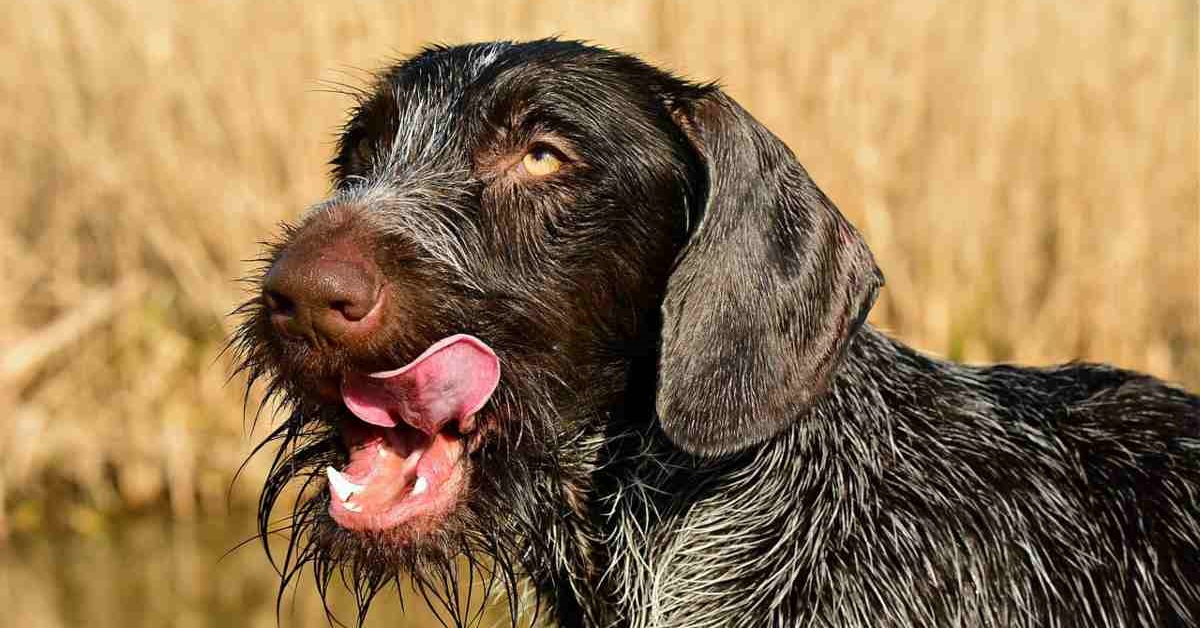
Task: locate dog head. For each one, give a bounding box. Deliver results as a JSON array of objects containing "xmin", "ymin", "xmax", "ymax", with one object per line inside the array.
[{"xmin": 233, "ymin": 39, "xmax": 881, "ymax": 621}]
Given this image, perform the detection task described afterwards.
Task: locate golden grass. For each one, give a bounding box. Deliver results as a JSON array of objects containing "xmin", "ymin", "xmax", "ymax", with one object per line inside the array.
[{"xmin": 1, "ymin": 0, "xmax": 1196, "ymax": 528}]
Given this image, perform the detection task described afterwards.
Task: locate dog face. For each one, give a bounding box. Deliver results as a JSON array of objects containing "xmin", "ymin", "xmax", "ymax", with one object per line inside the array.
[{"xmin": 234, "ymin": 39, "xmax": 881, "ymax": 616}]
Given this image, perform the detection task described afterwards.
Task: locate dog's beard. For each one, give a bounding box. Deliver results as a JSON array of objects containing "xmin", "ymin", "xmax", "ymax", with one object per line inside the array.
[{"xmin": 239, "ymin": 339, "xmax": 597, "ymax": 627}]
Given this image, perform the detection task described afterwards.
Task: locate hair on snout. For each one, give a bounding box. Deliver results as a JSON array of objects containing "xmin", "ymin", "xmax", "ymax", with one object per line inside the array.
[{"xmin": 233, "ymin": 39, "xmax": 1200, "ymax": 627}]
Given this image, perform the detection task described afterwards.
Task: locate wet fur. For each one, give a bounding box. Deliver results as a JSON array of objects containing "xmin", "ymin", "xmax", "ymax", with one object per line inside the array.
[{"xmin": 232, "ymin": 40, "xmax": 1200, "ymax": 627}]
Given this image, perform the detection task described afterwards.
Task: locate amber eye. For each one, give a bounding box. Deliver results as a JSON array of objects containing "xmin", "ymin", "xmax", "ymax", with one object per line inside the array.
[{"xmin": 520, "ymin": 145, "xmax": 563, "ymax": 176}]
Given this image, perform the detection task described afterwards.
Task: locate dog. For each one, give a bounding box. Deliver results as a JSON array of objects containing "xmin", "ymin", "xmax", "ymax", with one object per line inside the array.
[{"xmin": 233, "ymin": 39, "xmax": 1200, "ymax": 627}]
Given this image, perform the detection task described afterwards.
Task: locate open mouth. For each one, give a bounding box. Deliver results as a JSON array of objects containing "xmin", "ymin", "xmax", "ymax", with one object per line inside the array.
[{"xmin": 326, "ymin": 334, "xmax": 500, "ymax": 532}]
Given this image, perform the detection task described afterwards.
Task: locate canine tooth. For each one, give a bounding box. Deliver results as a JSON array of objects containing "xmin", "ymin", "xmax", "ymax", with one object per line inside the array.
[
  {"xmin": 413, "ymin": 476, "xmax": 429, "ymax": 496},
  {"xmin": 343, "ymin": 501, "xmax": 363, "ymax": 513},
  {"xmin": 326, "ymin": 466, "xmax": 365, "ymax": 501}
]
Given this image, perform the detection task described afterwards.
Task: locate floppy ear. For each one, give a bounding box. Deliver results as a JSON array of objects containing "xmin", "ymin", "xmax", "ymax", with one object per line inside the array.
[{"xmin": 656, "ymin": 87, "xmax": 884, "ymax": 457}]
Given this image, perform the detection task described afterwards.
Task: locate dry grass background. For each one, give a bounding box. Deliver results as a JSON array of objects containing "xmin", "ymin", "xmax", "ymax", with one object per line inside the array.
[{"xmin": 0, "ymin": 0, "xmax": 1196, "ymax": 539}]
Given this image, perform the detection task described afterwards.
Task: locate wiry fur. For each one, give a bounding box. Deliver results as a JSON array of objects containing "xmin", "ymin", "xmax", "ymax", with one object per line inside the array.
[
  {"xmin": 232, "ymin": 40, "xmax": 1200, "ymax": 627},
  {"xmin": 598, "ymin": 330, "xmax": 1200, "ymax": 627}
]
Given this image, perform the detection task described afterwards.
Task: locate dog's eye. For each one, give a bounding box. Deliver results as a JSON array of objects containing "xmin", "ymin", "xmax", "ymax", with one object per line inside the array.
[{"xmin": 520, "ymin": 145, "xmax": 563, "ymax": 177}]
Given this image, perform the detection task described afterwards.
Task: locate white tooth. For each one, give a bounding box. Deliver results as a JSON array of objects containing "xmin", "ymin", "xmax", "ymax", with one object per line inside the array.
[
  {"xmin": 406, "ymin": 449, "xmax": 423, "ymax": 465},
  {"xmin": 412, "ymin": 476, "xmax": 429, "ymax": 496},
  {"xmin": 325, "ymin": 466, "xmax": 365, "ymax": 501},
  {"xmin": 343, "ymin": 501, "xmax": 363, "ymax": 513}
]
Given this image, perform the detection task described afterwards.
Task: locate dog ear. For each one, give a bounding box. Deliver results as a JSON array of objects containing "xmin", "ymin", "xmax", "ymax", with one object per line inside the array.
[{"xmin": 655, "ymin": 87, "xmax": 884, "ymax": 457}]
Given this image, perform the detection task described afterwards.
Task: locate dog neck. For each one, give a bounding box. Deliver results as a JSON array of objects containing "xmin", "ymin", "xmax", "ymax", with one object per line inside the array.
[{"xmin": 529, "ymin": 325, "xmax": 924, "ymax": 626}]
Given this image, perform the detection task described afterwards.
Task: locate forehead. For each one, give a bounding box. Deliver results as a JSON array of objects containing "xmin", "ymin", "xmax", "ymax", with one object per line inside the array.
[
  {"xmin": 331, "ymin": 41, "xmax": 693, "ymax": 185},
  {"xmin": 358, "ymin": 42, "xmax": 674, "ymax": 141},
  {"xmin": 400, "ymin": 42, "xmax": 662, "ymax": 109}
]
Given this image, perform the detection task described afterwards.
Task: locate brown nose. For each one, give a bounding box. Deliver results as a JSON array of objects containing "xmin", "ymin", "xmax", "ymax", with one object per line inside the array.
[{"xmin": 263, "ymin": 247, "xmax": 382, "ymax": 343}]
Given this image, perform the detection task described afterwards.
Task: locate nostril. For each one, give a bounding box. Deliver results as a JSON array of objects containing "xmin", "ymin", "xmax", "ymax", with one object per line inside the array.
[
  {"xmin": 264, "ymin": 290, "xmax": 296, "ymax": 316},
  {"xmin": 331, "ymin": 296, "xmax": 376, "ymax": 322}
]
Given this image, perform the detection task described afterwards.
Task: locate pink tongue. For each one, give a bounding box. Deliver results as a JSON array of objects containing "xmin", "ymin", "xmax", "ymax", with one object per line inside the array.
[{"xmin": 341, "ymin": 335, "xmax": 501, "ymax": 434}]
